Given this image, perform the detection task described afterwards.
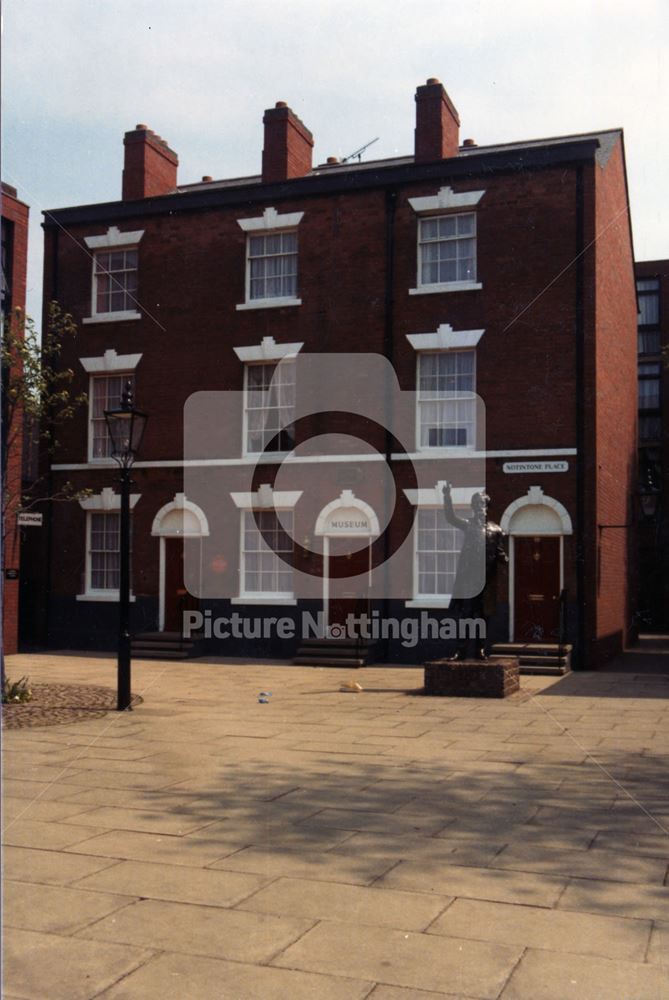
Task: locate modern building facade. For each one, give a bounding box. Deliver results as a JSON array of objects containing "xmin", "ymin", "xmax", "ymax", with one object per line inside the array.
[
  {"xmin": 1, "ymin": 182, "xmax": 29, "ymax": 656},
  {"xmin": 37, "ymin": 80, "xmax": 638, "ymax": 667},
  {"xmin": 635, "ymin": 259, "xmax": 669, "ymax": 630}
]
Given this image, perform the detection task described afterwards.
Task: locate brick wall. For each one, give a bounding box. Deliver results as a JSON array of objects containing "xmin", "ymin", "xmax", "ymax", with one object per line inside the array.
[{"xmin": 1, "ymin": 183, "xmax": 29, "ymax": 655}]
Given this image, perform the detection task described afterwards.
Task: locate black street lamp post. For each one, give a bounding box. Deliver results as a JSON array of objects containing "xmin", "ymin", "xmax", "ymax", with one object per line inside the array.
[{"xmin": 104, "ymin": 382, "xmax": 148, "ymax": 711}]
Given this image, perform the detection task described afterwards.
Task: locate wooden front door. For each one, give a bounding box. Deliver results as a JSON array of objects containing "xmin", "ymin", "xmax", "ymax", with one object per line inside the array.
[
  {"xmin": 164, "ymin": 538, "xmax": 198, "ymax": 634},
  {"xmin": 327, "ymin": 537, "xmax": 370, "ymax": 635},
  {"xmin": 514, "ymin": 536, "xmax": 560, "ymax": 643}
]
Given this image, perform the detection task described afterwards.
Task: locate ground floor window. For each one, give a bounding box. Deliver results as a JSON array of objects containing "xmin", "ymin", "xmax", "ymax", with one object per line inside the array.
[
  {"xmin": 87, "ymin": 512, "xmax": 123, "ymax": 592},
  {"xmin": 241, "ymin": 510, "xmax": 294, "ymax": 597},
  {"xmin": 414, "ymin": 507, "xmax": 462, "ymax": 599}
]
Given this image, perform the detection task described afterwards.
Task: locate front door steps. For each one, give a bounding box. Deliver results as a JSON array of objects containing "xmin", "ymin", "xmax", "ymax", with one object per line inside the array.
[
  {"xmin": 131, "ymin": 631, "xmax": 197, "ymax": 660},
  {"xmin": 293, "ymin": 637, "xmax": 376, "ymax": 667},
  {"xmin": 490, "ymin": 642, "xmax": 572, "ymax": 675}
]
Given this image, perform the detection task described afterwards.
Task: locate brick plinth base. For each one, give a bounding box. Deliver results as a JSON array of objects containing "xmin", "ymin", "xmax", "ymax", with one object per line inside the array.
[{"xmin": 423, "ymin": 657, "xmax": 520, "ymax": 698}]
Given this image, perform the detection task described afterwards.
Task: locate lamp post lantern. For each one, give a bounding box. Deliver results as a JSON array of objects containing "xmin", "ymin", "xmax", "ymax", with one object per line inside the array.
[{"xmin": 104, "ymin": 381, "xmax": 148, "ymax": 711}]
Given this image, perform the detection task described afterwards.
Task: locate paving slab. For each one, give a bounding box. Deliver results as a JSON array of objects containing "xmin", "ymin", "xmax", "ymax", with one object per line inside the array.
[
  {"xmin": 500, "ymin": 947, "xmax": 669, "ymax": 1000},
  {"xmin": 2, "ymin": 926, "xmax": 153, "ymax": 1000},
  {"xmin": 2, "ymin": 845, "xmax": 119, "ymax": 886},
  {"xmin": 558, "ymin": 876, "xmax": 669, "ymax": 922},
  {"xmin": 97, "ymin": 951, "xmax": 372, "ymax": 1000},
  {"xmin": 3, "ymin": 879, "xmax": 137, "ymax": 934},
  {"xmin": 238, "ymin": 875, "xmax": 450, "ymax": 930},
  {"xmin": 4, "ymin": 651, "xmax": 669, "ymax": 999},
  {"xmin": 77, "ymin": 896, "xmax": 314, "ymax": 963},
  {"xmin": 377, "ymin": 861, "xmax": 567, "ymax": 907},
  {"xmin": 74, "ymin": 858, "xmax": 272, "ymax": 907},
  {"xmin": 428, "ymin": 897, "xmax": 651, "ymax": 960},
  {"xmin": 273, "ymin": 920, "xmax": 523, "ymax": 997}
]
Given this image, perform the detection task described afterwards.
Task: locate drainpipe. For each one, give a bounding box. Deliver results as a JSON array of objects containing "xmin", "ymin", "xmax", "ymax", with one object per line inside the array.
[
  {"xmin": 575, "ymin": 166, "xmax": 586, "ymax": 668},
  {"xmin": 382, "ymin": 188, "xmax": 397, "ymax": 660}
]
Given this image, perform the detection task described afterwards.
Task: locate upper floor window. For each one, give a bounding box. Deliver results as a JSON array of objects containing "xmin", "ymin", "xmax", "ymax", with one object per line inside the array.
[
  {"xmin": 637, "ymin": 278, "xmax": 660, "ymax": 326},
  {"xmin": 89, "ymin": 374, "xmax": 134, "ymax": 460},
  {"xmin": 244, "ymin": 361, "xmax": 295, "ymax": 455},
  {"xmin": 248, "ymin": 232, "xmax": 298, "ymax": 301},
  {"xmin": 93, "ymin": 249, "xmax": 138, "ymax": 315},
  {"xmin": 638, "ymin": 362, "xmax": 661, "ymax": 411},
  {"xmin": 418, "ymin": 213, "xmax": 476, "ymax": 287},
  {"xmin": 236, "ymin": 207, "xmax": 303, "ymax": 311},
  {"xmin": 637, "ymin": 277, "xmax": 661, "ymax": 355},
  {"xmin": 83, "ymin": 227, "xmax": 144, "ymax": 324},
  {"xmin": 417, "ymin": 350, "xmax": 476, "ymax": 448},
  {"xmin": 408, "ymin": 186, "xmax": 484, "ymax": 295}
]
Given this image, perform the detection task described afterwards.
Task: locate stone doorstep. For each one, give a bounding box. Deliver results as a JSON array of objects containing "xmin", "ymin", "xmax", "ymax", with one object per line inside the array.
[{"xmin": 424, "ymin": 658, "xmax": 520, "ymax": 698}]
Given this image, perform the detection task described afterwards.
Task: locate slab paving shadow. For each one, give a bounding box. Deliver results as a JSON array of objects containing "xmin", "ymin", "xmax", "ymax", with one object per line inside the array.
[{"xmin": 2, "ymin": 648, "xmax": 669, "ymax": 999}]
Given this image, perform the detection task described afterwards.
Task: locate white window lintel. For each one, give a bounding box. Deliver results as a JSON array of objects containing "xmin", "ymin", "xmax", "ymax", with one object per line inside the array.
[
  {"xmin": 408, "ymin": 186, "xmax": 485, "ymax": 214},
  {"xmin": 230, "ymin": 485, "xmax": 303, "ymax": 510},
  {"xmin": 79, "ymin": 487, "xmax": 141, "ymax": 511},
  {"xmin": 407, "ymin": 324, "xmax": 484, "ymax": 352},
  {"xmin": 80, "ymin": 349, "xmax": 142, "ymax": 374},
  {"xmin": 84, "ymin": 226, "xmax": 145, "ymax": 249},
  {"xmin": 404, "ymin": 483, "xmax": 485, "ymax": 507},
  {"xmin": 233, "ymin": 336, "xmax": 304, "ymax": 362},
  {"xmin": 237, "ymin": 207, "xmax": 304, "ymax": 232}
]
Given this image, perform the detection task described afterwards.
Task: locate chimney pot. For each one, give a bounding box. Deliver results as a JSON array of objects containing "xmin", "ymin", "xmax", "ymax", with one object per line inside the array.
[
  {"xmin": 463, "ymin": 138, "xmax": 477, "ymax": 147},
  {"xmin": 326, "ymin": 156, "xmax": 340, "ymax": 164},
  {"xmin": 123, "ymin": 125, "xmax": 178, "ymax": 200},
  {"xmin": 202, "ymin": 175, "xmax": 213, "ymax": 182},
  {"xmin": 262, "ymin": 102, "xmax": 314, "ymax": 183},
  {"xmin": 414, "ymin": 79, "xmax": 460, "ymax": 162},
  {"xmin": 426, "ymin": 77, "xmax": 440, "ymax": 85}
]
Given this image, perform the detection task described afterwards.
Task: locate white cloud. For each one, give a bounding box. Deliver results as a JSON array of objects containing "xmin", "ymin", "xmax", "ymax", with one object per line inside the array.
[{"xmin": 2, "ymin": 0, "xmax": 667, "ymax": 320}]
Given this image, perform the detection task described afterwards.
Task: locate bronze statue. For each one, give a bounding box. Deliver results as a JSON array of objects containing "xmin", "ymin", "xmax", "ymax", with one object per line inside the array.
[{"xmin": 442, "ymin": 483, "xmax": 508, "ymax": 659}]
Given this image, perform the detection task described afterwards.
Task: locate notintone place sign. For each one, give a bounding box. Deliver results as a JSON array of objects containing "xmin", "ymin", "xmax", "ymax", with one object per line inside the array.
[{"xmin": 502, "ymin": 461, "xmax": 569, "ymax": 474}]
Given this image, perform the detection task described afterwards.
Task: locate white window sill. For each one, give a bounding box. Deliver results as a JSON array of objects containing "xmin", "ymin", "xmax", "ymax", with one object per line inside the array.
[
  {"xmin": 405, "ymin": 598, "xmax": 453, "ymax": 609},
  {"xmin": 236, "ymin": 297, "xmax": 302, "ymax": 312},
  {"xmin": 77, "ymin": 592, "xmax": 137, "ymax": 603},
  {"xmin": 242, "ymin": 451, "xmax": 293, "ymax": 463},
  {"xmin": 231, "ymin": 596, "xmax": 297, "ymax": 605},
  {"xmin": 409, "ymin": 282, "xmax": 482, "ymax": 295},
  {"xmin": 82, "ymin": 311, "xmax": 142, "ymax": 324}
]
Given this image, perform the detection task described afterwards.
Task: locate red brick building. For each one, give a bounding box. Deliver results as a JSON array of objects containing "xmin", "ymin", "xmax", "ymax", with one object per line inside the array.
[
  {"xmin": 39, "ymin": 80, "xmax": 638, "ymax": 667},
  {"xmin": 635, "ymin": 259, "xmax": 669, "ymax": 630},
  {"xmin": 1, "ymin": 182, "xmax": 29, "ymax": 656}
]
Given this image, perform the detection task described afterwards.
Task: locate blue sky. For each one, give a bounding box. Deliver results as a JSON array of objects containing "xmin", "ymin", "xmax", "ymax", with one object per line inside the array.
[{"xmin": 3, "ymin": 0, "xmax": 667, "ymax": 324}]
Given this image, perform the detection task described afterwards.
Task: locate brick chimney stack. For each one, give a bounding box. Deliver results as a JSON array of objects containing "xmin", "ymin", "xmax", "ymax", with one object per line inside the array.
[
  {"xmin": 122, "ymin": 125, "xmax": 179, "ymax": 200},
  {"xmin": 414, "ymin": 78, "xmax": 460, "ymax": 163},
  {"xmin": 262, "ymin": 102, "xmax": 314, "ymax": 184}
]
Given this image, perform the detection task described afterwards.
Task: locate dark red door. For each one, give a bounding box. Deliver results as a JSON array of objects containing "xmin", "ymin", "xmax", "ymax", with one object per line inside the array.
[
  {"xmin": 514, "ymin": 536, "xmax": 560, "ymax": 643},
  {"xmin": 164, "ymin": 539, "xmax": 198, "ymax": 634},
  {"xmin": 327, "ymin": 537, "xmax": 370, "ymax": 636}
]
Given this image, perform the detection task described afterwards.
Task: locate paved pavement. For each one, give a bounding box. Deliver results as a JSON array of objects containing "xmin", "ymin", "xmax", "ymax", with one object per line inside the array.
[{"xmin": 2, "ymin": 646, "xmax": 669, "ymax": 999}]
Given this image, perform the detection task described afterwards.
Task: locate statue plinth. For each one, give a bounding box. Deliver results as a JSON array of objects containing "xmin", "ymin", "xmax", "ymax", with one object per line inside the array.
[{"xmin": 424, "ymin": 657, "xmax": 520, "ymax": 698}]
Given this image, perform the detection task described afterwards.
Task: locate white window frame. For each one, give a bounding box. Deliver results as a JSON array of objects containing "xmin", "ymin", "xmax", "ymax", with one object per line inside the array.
[
  {"xmin": 408, "ymin": 505, "xmax": 465, "ymax": 608},
  {"xmin": 236, "ymin": 207, "xmax": 303, "ymax": 311},
  {"xmin": 415, "ymin": 349, "xmax": 477, "ymax": 452},
  {"xmin": 242, "ymin": 360, "xmax": 296, "ymax": 458},
  {"xmin": 408, "ymin": 187, "xmax": 484, "ymax": 296},
  {"xmin": 87, "ymin": 372, "xmax": 134, "ymax": 463},
  {"xmin": 83, "ymin": 227, "xmax": 144, "ymax": 324},
  {"xmin": 236, "ymin": 508, "xmax": 296, "ymax": 604},
  {"xmin": 77, "ymin": 488, "xmax": 140, "ymax": 601}
]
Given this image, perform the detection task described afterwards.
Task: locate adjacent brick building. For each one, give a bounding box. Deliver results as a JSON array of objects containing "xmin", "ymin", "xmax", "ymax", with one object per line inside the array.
[
  {"xmin": 38, "ymin": 80, "xmax": 638, "ymax": 667},
  {"xmin": 1, "ymin": 182, "xmax": 29, "ymax": 656},
  {"xmin": 635, "ymin": 259, "xmax": 669, "ymax": 629}
]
